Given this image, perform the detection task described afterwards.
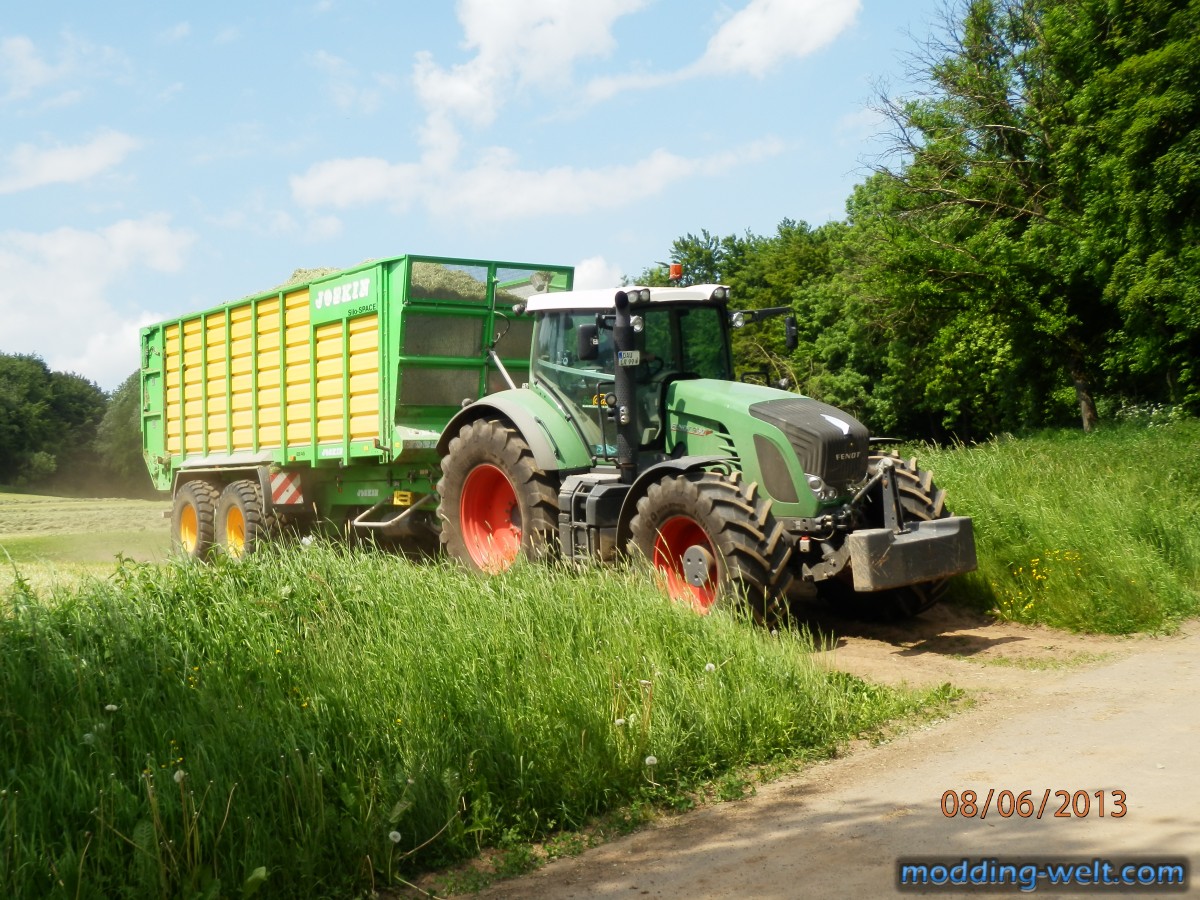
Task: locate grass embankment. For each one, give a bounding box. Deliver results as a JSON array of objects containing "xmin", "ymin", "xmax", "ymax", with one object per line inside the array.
[
  {"xmin": 0, "ymin": 549, "xmax": 938, "ymax": 899},
  {"xmin": 917, "ymin": 420, "xmax": 1200, "ymax": 634}
]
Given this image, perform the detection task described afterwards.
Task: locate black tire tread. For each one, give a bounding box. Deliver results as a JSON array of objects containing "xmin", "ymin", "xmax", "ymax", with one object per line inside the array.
[
  {"xmin": 629, "ymin": 470, "xmax": 794, "ymax": 624},
  {"xmin": 216, "ymin": 479, "xmax": 272, "ymax": 558},
  {"xmin": 437, "ymin": 418, "xmax": 559, "ymax": 571},
  {"xmin": 171, "ymin": 479, "xmax": 220, "ymax": 560},
  {"xmin": 852, "ymin": 453, "xmax": 955, "ymax": 617}
]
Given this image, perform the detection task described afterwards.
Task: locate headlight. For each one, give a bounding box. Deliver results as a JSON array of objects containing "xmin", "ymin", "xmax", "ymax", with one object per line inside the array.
[
  {"xmin": 730, "ymin": 311, "xmax": 746, "ymax": 328},
  {"xmin": 805, "ymin": 474, "xmax": 837, "ymax": 501},
  {"xmin": 630, "ymin": 315, "xmax": 645, "ymax": 333}
]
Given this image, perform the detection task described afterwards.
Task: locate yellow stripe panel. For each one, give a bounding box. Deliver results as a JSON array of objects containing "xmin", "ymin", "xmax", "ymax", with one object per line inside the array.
[{"xmin": 164, "ymin": 281, "xmax": 383, "ymax": 456}]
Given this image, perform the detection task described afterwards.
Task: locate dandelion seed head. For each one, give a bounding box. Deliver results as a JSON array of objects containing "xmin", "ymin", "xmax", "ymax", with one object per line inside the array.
[
  {"xmin": 644, "ymin": 755, "xmax": 657, "ymax": 767},
  {"xmin": 704, "ymin": 662, "xmax": 716, "ymax": 673},
  {"xmin": 614, "ymin": 718, "xmax": 626, "ymax": 727},
  {"xmin": 104, "ymin": 704, "xmax": 119, "ymax": 712},
  {"xmin": 173, "ymin": 770, "xmax": 185, "ymax": 784},
  {"xmin": 82, "ymin": 733, "xmax": 95, "ymax": 745},
  {"xmin": 388, "ymin": 830, "xmax": 402, "ymax": 844},
  {"xmin": 300, "ymin": 536, "xmax": 314, "ymax": 547}
]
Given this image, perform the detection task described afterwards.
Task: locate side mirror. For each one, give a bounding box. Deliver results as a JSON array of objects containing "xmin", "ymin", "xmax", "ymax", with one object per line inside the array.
[
  {"xmin": 577, "ymin": 323, "xmax": 599, "ymax": 361},
  {"xmin": 784, "ymin": 315, "xmax": 798, "ymax": 352}
]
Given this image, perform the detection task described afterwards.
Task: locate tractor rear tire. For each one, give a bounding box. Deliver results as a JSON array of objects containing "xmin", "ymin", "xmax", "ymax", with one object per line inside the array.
[
  {"xmin": 629, "ymin": 471, "xmax": 793, "ymax": 624},
  {"xmin": 171, "ymin": 479, "xmax": 220, "ymax": 561},
  {"xmin": 823, "ymin": 453, "xmax": 951, "ymax": 620},
  {"xmin": 216, "ymin": 479, "xmax": 271, "ymax": 559},
  {"xmin": 437, "ymin": 419, "xmax": 559, "ymax": 574}
]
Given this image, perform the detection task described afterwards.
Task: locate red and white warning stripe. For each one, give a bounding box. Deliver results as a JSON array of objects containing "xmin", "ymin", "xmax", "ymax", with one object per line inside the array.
[{"xmin": 270, "ymin": 471, "xmax": 304, "ymax": 505}]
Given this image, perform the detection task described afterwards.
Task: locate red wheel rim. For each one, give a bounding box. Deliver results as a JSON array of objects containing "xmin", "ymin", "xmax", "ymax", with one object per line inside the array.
[
  {"xmin": 460, "ymin": 464, "xmax": 522, "ymax": 573},
  {"xmin": 652, "ymin": 515, "xmax": 718, "ymax": 611}
]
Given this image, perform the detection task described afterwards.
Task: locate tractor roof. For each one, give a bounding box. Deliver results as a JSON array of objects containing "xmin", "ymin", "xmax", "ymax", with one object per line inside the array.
[{"xmin": 524, "ymin": 284, "xmax": 730, "ymax": 313}]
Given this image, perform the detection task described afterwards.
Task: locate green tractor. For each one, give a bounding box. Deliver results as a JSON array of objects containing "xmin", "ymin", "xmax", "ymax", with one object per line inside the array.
[{"xmin": 436, "ymin": 283, "xmax": 976, "ymax": 620}]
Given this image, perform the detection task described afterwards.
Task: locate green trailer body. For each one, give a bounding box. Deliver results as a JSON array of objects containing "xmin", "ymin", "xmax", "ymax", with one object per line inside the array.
[{"xmin": 140, "ymin": 254, "xmax": 574, "ymax": 539}]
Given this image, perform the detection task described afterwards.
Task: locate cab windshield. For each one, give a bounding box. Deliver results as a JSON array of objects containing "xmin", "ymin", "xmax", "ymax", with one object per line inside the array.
[{"xmin": 531, "ymin": 303, "xmax": 731, "ymax": 457}]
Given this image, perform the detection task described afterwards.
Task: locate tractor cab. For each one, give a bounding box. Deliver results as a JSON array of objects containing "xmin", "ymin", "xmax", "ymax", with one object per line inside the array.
[{"xmin": 524, "ymin": 285, "xmax": 737, "ymax": 470}]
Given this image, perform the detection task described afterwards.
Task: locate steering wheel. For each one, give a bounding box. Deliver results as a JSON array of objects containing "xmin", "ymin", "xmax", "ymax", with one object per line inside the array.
[{"xmin": 636, "ymin": 355, "xmax": 665, "ymax": 382}]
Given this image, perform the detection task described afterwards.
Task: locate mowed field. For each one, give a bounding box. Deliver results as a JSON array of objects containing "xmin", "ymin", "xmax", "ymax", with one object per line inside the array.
[{"xmin": 0, "ymin": 491, "xmax": 170, "ymax": 590}]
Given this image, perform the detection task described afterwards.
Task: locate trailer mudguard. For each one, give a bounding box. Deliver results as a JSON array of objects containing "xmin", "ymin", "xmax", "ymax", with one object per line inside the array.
[{"xmin": 437, "ymin": 389, "xmax": 593, "ymax": 473}]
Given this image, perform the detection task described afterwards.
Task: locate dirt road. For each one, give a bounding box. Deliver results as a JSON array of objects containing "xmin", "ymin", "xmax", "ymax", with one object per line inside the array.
[{"xmin": 480, "ymin": 606, "xmax": 1199, "ymax": 898}]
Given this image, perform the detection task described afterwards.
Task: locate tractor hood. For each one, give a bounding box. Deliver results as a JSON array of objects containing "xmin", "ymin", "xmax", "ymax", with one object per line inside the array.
[
  {"xmin": 747, "ymin": 395, "xmax": 871, "ymax": 493},
  {"xmin": 664, "ymin": 379, "xmax": 871, "ymax": 504}
]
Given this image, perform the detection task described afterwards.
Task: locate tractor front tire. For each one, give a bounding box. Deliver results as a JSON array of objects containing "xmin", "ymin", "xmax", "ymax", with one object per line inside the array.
[
  {"xmin": 216, "ymin": 479, "xmax": 272, "ymax": 559},
  {"xmin": 437, "ymin": 419, "xmax": 559, "ymax": 574},
  {"xmin": 823, "ymin": 453, "xmax": 952, "ymax": 620},
  {"xmin": 172, "ymin": 480, "xmax": 220, "ymax": 561},
  {"xmin": 629, "ymin": 471, "xmax": 793, "ymax": 624}
]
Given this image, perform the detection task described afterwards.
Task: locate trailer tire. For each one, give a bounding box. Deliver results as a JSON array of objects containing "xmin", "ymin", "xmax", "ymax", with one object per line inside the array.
[
  {"xmin": 438, "ymin": 419, "xmax": 559, "ymax": 574},
  {"xmin": 172, "ymin": 479, "xmax": 220, "ymax": 560},
  {"xmin": 629, "ymin": 471, "xmax": 793, "ymax": 624},
  {"xmin": 216, "ymin": 479, "xmax": 271, "ymax": 559},
  {"xmin": 823, "ymin": 454, "xmax": 951, "ymax": 620}
]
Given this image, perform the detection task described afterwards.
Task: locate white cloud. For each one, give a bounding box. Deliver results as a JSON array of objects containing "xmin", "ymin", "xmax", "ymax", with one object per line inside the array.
[
  {"xmin": 159, "ymin": 22, "xmax": 192, "ymax": 43},
  {"xmin": 209, "ymin": 198, "xmax": 297, "ymax": 237},
  {"xmin": 586, "ymin": 0, "xmax": 861, "ymax": 100},
  {"xmin": 290, "ymin": 2, "xmax": 805, "ymax": 230},
  {"xmin": 573, "ymin": 256, "xmax": 625, "ymax": 289},
  {"xmin": 1, "ymin": 34, "xmax": 130, "ymax": 106},
  {"xmin": 0, "ymin": 35, "xmax": 67, "ymax": 101},
  {"xmin": 309, "ymin": 50, "xmax": 398, "ymax": 115},
  {"xmin": 585, "ymin": 70, "xmax": 685, "ymax": 103},
  {"xmin": 291, "ymin": 138, "xmax": 783, "ymax": 222},
  {"xmin": 437, "ymin": 140, "xmax": 783, "ymax": 221},
  {"xmin": 699, "ymin": 0, "xmax": 860, "ymax": 76},
  {"xmin": 413, "ymin": 0, "xmax": 650, "ymax": 131},
  {"xmin": 0, "ymin": 216, "xmax": 194, "ymax": 389},
  {"xmin": 291, "ymin": 157, "xmax": 423, "ymax": 211},
  {"xmin": 210, "ymin": 199, "xmax": 341, "ymax": 246},
  {"xmin": 0, "ymin": 130, "xmax": 140, "ymax": 195}
]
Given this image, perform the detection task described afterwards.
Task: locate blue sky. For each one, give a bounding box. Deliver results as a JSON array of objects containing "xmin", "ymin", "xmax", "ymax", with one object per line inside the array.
[{"xmin": 0, "ymin": 0, "xmax": 944, "ymax": 390}]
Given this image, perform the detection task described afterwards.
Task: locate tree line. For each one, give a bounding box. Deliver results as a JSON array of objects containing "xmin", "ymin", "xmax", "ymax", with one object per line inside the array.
[
  {"xmin": 0, "ymin": 355, "xmax": 146, "ymax": 494},
  {"xmin": 641, "ymin": 0, "xmax": 1197, "ymax": 439}
]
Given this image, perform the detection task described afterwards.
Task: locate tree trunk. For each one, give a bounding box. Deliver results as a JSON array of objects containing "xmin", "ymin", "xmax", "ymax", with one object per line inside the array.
[{"xmin": 1070, "ymin": 362, "xmax": 1099, "ymax": 432}]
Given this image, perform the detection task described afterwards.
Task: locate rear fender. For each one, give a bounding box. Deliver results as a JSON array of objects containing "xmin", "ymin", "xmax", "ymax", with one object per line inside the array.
[{"xmin": 437, "ymin": 389, "xmax": 592, "ymax": 473}]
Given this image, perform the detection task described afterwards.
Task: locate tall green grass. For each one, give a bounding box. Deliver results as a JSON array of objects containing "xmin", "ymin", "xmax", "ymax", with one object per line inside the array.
[
  {"xmin": 916, "ymin": 420, "xmax": 1200, "ymax": 633},
  {"xmin": 1, "ymin": 547, "xmax": 932, "ymax": 899}
]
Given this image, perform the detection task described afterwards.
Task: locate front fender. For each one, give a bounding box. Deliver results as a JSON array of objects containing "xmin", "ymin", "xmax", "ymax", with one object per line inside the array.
[
  {"xmin": 437, "ymin": 388, "xmax": 593, "ymax": 473},
  {"xmin": 615, "ymin": 455, "xmax": 730, "ymax": 551}
]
